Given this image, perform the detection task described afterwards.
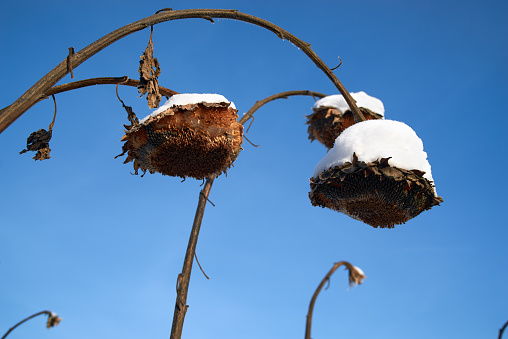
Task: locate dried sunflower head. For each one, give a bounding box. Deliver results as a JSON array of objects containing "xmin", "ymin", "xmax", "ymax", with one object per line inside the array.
[
  {"xmin": 117, "ymin": 94, "xmax": 243, "ymax": 179},
  {"xmin": 310, "ymin": 157, "xmax": 443, "ymax": 228},
  {"xmin": 309, "ymin": 120, "xmax": 443, "ymax": 228},
  {"xmin": 306, "ymin": 92, "xmax": 384, "ymax": 149}
]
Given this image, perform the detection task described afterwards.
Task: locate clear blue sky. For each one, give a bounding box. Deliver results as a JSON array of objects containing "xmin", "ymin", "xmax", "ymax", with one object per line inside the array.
[{"xmin": 1, "ymin": 1, "xmax": 507, "ymax": 339}]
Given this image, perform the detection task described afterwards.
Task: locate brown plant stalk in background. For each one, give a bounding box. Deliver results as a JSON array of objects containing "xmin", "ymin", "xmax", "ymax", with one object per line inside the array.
[
  {"xmin": 1, "ymin": 310, "xmax": 61, "ymax": 339},
  {"xmin": 305, "ymin": 261, "xmax": 365, "ymax": 339}
]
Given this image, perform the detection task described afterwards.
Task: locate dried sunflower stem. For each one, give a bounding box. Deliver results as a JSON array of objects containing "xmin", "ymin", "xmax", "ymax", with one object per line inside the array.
[
  {"xmin": 170, "ymin": 175, "xmax": 215, "ymax": 339},
  {"xmin": 39, "ymin": 76, "xmax": 178, "ymax": 102},
  {"xmin": 1, "ymin": 311, "xmax": 53, "ymax": 339},
  {"xmin": 239, "ymin": 90, "xmax": 328, "ymax": 126},
  {"xmin": 0, "ymin": 8, "xmax": 364, "ymax": 135},
  {"xmin": 305, "ymin": 261, "xmax": 356, "ymax": 339},
  {"xmin": 171, "ymin": 96, "xmax": 281, "ymax": 338}
]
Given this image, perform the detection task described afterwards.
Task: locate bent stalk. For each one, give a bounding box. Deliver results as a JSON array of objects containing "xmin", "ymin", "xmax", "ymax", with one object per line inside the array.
[
  {"xmin": 499, "ymin": 320, "xmax": 508, "ymax": 339},
  {"xmin": 1, "ymin": 311, "xmax": 60, "ymax": 339},
  {"xmin": 239, "ymin": 90, "xmax": 327, "ymax": 126},
  {"xmin": 305, "ymin": 261, "xmax": 363, "ymax": 339},
  {"xmin": 43, "ymin": 76, "xmax": 178, "ymax": 100},
  {"xmin": 0, "ymin": 8, "xmax": 364, "ymax": 135}
]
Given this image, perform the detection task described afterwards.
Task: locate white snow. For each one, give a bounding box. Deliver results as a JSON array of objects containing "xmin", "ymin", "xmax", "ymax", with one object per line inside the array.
[
  {"xmin": 313, "ymin": 120, "xmax": 435, "ymax": 184},
  {"xmin": 313, "ymin": 91, "xmax": 385, "ymax": 117},
  {"xmin": 140, "ymin": 93, "xmax": 236, "ymax": 123},
  {"xmin": 353, "ymin": 266, "xmax": 365, "ymax": 277}
]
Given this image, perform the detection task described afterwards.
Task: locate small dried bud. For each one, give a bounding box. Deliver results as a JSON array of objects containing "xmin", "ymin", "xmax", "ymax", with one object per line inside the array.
[
  {"xmin": 348, "ymin": 266, "xmax": 366, "ymax": 287},
  {"xmin": 46, "ymin": 312, "xmax": 61, "ymax": 329}
]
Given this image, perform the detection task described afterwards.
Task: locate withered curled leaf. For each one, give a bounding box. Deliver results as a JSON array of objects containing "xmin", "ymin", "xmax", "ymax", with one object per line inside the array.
[
  {"xmin": 20, "ymin": 95, "xmax": 57, "ymax": 161},
  {"xmin": 138, "ymin": 29, "xmax": 162, "ymax": 109},
  {"xmin": 19, "ymin": 128, "xmax": 53, "ymax": 161}
]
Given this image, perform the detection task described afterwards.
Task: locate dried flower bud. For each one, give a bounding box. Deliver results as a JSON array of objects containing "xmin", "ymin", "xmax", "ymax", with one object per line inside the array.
[
  {"xmin": 349, "ymin": 266, "xmax": 366, "ymax": 286},
  {"xmin": 46, "ymin": 312, "xmax": 61, "ymax": 329}
]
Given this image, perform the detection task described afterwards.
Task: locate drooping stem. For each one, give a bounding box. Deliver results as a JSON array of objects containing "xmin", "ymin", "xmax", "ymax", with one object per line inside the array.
[
  {"xmin": 305, "ymin": 261, "xmax": 357, "ymax": 339},
  {"xmin": 170, "ymin": 175, "xmax": 215, "ymax": 339},
  {"xmin": 1, "ymin": 311, "xmax": 59, "ymax": 339},
  {"xmin": 41, "ymin": 76, "xmax": 178, "ymax": 101},
  {"xmin": 239, "ymin": 90, "xmax": 327, "ymax": 126},
  {"xmin": 0, "ymin": 8, "xmax": 364, "ymax": 135},
  {"xmin": 499, "ymin": 320, "xmax": 508, "ymax": 339}
]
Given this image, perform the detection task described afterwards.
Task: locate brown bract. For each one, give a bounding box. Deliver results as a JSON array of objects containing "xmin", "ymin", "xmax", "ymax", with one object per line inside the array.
[
  {"xmin": 118, "ymin": 102, "xmax": 243, "ymax": 179},
  {"xmin": 309, "ymin": 156, "xmax": 443, "ymax": 228},
  {"xmin": 306, "ymin": 107, "xmax": 383, "ymax": 149}
]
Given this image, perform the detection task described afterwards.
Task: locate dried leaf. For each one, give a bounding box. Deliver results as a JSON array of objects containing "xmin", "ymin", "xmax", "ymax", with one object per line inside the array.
[
  {"xmin": 138, "ymin": 33, "xmax": 162, "ymax": 109},
  {"xmin": 19, "ymin": 128, "xmax": 53, "ymax": 161}
]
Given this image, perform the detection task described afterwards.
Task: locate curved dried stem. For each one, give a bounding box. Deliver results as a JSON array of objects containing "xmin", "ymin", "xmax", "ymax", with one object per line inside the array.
[
  {"xmin": 499, "ymin": 320, "xmax": 508, "ymax": 339},
  {"xmin": 194, "ymin": 252, "xmax": 210, "ymax": 280},
  {"xmin": 1, "ymin": 310, "xmax": 61, "ymax": 339},
  {"xmin": 39, "ymin": 76, "xmax": 178, "ymax": 102},
  {"xmin": 49, "ymin": 95, "xmax": 57, "ymax": 131},
  {"xmin": 305, "ymin": 261, "xmax": 364, "ymax": 339},
  {"xmin": 239, "ymin": 90, "xmax": 328, "ymax": 126},
  {"xmin": 0, "ymin": 8, "xmax": 364, "ymax": 134},
  {"xmin": 330, "ymin": 56, "xmax": 343, "ymax": 71}
]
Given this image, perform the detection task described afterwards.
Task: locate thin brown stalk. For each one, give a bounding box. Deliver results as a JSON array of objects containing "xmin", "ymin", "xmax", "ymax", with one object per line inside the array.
[
  {"xmin": 194, "ymin": 252, "xmax": 210, "ymax": 280},
  {"xmin": 499, "ymin": 320, "xmax": 508, "ymax": 339},
  {"xmin": 305, "ymin": 261, "xmax": 358, "ymax": 339},
  {"xmin": 170, "ymin": 175, "xmax": 215, "ymax": 339},
  {"xmin": 239, "ymin": 90, "xmax": 328, "ymax": 126},
  {"xmin": 243, "ymin": 134, "xmax": 260, "ymax": 148},
  {"xmin": 49, "ymin": 95, "xmax": 57, "ymax": 131},
  {"xmin": 0, "ymin": 9, "xmax": 364, "ymax": 135},
  {"xmin": 170, "ymin": 96, "xmax": 277, "ymax": 339},
  {"xmin": 1, "ymin": 311, "xmax": 58, "ymax": 339},
  {"xmin": 39, "ymin": 76, "xmax": 178, "ymax": 102}
]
